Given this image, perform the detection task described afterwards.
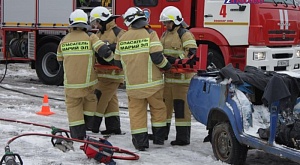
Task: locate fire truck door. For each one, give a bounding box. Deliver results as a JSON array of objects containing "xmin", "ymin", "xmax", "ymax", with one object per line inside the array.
[
  {"xmin": 203, "ymin": 0, "xmax": 250, "ymax": 45},
  {"xmin": 38, "ymin": 0, "xmax": 73, "ymax": 28},
  {"xmin": 2, "ymin": 0, "xmax": 36, "ymax": 27}
]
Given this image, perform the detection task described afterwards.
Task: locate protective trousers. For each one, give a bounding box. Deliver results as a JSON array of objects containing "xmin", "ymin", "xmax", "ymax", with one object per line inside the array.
[
  {"xmin": 93, "ymin": 79, "xmax": 121, "ymax": 133},
  {"xmin": 128, "ymin": 88, "xmax": 167, "ymax": 149},
  {"xmin": 164, "ymin": 82, "xmax": 191, "ymax": 144},
  {"xmin": 65, "ymin": 92, "xmax": 97, "ymax": 139}
]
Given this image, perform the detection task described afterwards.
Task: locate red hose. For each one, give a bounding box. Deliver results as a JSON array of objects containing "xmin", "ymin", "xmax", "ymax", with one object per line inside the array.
[
  {"xmin": 6, "ymin": 133, "xmax": 139, "ymax": 160},
  {"xmin": 0, "ymin": 118, "xmax": 139, "ymax": 160},
  {"xmin": 0, "ymin": 117, "xmax": 69, "ymax": 132}
]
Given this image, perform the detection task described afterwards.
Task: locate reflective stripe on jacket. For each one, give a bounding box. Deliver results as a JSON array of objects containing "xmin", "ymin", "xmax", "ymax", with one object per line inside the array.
[
  {"xmin": 57, "ymin": 29, "xmax": 106, "ymax": 89},
  {"xmin": 160, "ymin": 26, "xmax": 197, "ymax": 84},
  {"xmin": 115, "ymin": 27, "xmax": 168, "ymax": 98},
  {"xmin": 95, "ymin": 21, "xmax": 125, "ymax": 83}
]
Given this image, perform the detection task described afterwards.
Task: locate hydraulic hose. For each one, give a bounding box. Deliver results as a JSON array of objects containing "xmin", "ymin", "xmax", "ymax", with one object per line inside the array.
[
  {"xmin": 0, "ymin": 85, "xmax": 129, "ymax": 109},
  {"xmin": 0, "ymin": 56, "xmax": 8, "ymax": 83},
  {"xmin": 0, "ymin": 118, "xmax": 139, "ymax": 162},
  {"xmin": 5, "ymin": 133, "xmax": 139, "ymax": 160},
  {"xmin": 0, "ymin": 117, "xmax": 69, "ymax": 132}
]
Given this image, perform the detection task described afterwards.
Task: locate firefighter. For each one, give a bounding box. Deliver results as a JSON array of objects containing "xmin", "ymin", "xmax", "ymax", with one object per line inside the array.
[
  {"xmin": 159, "ymin": 6, "xmax": 197, "ymax": 146},
  {"xmin": 89, "ymin": 6, "xmax": 125, "ymax": 135},
  {"xmin": 56, "ymin": 9, "xmax": 113, "ymax": 140},
  {"xmin": 114, "ymin": 7, "xmax": 172, "ymax": 151}
]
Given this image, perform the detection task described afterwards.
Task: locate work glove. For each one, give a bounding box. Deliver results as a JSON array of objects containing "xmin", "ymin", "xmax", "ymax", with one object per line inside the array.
[
  {"xmin": 103, "ymin": 40, "xmax": 116, "ymax": 53},
  {"xmin": 108, "ymin": 43, "xmax": 116, "ymax": 53},
  {"xmin": 185, "ymin": 54, "xmax": 197, "ymax": 66},
  {"xmin": 97, "ymin": 44, "xmax": 112, "ymax": 59},
  {"xmin": 165, "ymin": 55, "xmax": 178, "ymax": 65}
]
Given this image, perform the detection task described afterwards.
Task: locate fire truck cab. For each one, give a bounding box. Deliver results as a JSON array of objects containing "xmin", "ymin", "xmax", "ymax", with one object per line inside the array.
[{"xmin": 1, "ymin": 0, "xmax": 300, "ymax": 85}]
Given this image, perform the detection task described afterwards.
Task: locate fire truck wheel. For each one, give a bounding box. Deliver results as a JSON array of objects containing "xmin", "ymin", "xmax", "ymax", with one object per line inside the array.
[
  {"xmin": 208, "ymin": 49, "xmax": 224, "ymax": 69},
  {"xmin": 211, "ymin": 122, "xmax": 248, "ymax": 165},
  {"xmin": 36, "ymin": 42, "xmax": 63, "ymax": 85}
]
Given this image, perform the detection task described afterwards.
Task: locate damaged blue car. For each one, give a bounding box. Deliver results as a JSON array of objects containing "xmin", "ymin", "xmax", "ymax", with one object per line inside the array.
[{"xmin": 187, "ymin": 64, "xmax": 300, "ymax": 165}]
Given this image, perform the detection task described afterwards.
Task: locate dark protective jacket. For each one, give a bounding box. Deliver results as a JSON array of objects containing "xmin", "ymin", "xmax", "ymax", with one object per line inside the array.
[{"xmin": 219, "ymin": 64, "xmax": 300, "ymax": 108}]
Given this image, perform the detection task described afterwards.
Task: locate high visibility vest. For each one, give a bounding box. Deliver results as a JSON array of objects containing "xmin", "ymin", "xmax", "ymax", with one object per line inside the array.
[
  {"xmin": 161, "ymin": 26, "xmax": 197, "ymax": 84},
  {"xmin": 115, "ymin": 27, "xmax": 168, "ymax": 98},
  {"xmin": 57, "ymin": 29, "xmax": 106, "ymax": 88}
]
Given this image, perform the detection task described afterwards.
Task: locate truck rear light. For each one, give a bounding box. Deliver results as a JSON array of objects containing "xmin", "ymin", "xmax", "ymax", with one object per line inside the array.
[{"xmin": 253, "ymin": 52, "xmax": 266, "ymax": 60}]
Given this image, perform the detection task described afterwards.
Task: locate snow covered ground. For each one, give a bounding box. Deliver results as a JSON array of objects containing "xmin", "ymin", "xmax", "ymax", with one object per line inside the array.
[{"xmin": 0, "ymin": 63, "xmax": 299, "ymax": 165}]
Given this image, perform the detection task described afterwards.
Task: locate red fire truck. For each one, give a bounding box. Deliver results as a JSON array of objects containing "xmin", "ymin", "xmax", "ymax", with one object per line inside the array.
[{"xmin": 1, "ymin": 0, "xmax": 300, "ymax": 85}]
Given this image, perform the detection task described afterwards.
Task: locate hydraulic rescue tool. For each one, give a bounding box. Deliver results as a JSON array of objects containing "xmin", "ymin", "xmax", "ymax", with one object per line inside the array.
[{"xmin": 0, "ymin": 118, "xmax": 139, "ymax": 165}]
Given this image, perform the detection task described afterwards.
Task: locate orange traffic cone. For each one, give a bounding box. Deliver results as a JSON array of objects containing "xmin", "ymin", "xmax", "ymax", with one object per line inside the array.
[{"xmin": 36, "ymin": 94, "xmax": 55, "ymax": 116}]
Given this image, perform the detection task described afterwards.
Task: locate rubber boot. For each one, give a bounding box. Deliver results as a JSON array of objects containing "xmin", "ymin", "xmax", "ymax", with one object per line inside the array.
[
  {"xmin": 170, "ymin": 126, "xmax": 191, "ymax": 146},
  {"xmin": 149, "ymin": 123, "xmax": 170, "ymax": 140},
  {"xmin": 165, "ymin": 123, "xmax": 171, "ymax": 140},
  {"xmin": 132, "ymin": 132, "xmax": 149, "ymax": 151},
  {"xmin": 101, "ymin": 116, "xmax": 122, "ymax": 135},
  {"xmin": 70, "ymin": 124, "xmax": 86, "ymax": 140},
  {"xmin": 84, "ymin": 115, "xmax": 94, "ymax": 131},
  {"xmin": 152, "ymin": 126, "xmax": 166, "ymax": 145},
  {"xmin": 91, "ymin": 116, "xmax": 102, "ymax": 133}
]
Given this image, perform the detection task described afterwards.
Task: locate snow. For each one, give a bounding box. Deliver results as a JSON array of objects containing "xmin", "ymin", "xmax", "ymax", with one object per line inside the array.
[
  {"xmin": 0, "ymin": 64, "xmax": 299, "ymax": 165},
  {"xmin": 232, "ymin": 88, "xmax": 253, "ymax": 130},
  {"xmin": 231, "ymin": 87, "xmax": 271, "ymax": 138},
  {"xmin": 278, "ymin": 71, "xmax": 300, "ymax": 78}
]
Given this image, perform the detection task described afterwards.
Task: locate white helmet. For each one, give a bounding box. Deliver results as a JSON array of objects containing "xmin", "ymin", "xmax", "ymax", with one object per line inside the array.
[
  {"xmin": 69, "ymin": 9, "xmax": 90, "ymax": 30},
  {"xmin": 90, "ymin": 7, "xmax": 113, "ymax": 23},
  {"xmin": 122, "ymin": 7, "xmax": 146, "ymax": 27},
  {"xmin": 69, "ymin": 9, "xmax": 88, "ymax": 25},
  {"xmin": 159, "ymin": 6, "xmax": 183, "ymax": 25}
]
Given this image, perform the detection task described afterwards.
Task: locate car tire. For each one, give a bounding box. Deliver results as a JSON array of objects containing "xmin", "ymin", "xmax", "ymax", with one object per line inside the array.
[
  {"xmin": 212, "ymin": 122, "xmax": 248, "ymax": 165},
  {"xmin": 207, "ymin": 49, "xmax": 225, "ymax": 69}
]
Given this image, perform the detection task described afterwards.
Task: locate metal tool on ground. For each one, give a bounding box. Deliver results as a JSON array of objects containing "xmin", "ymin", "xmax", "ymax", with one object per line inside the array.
[
  {"xmin": 51, "ymin": 127, "xmax": 74, "ymax": 152},
  {"xmin": 0, "ymin": 146, "xmax": 23, "ymax": 165},
  {"xmin": 0, "ymin": 118, "xmax": 139, "ymax": 164}
]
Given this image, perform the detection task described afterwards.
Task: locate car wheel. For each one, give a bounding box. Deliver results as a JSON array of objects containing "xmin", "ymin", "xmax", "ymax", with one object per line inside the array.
[{"xmin": 212, "ymin": 122, "xmax": 248, "ymax": 165}]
